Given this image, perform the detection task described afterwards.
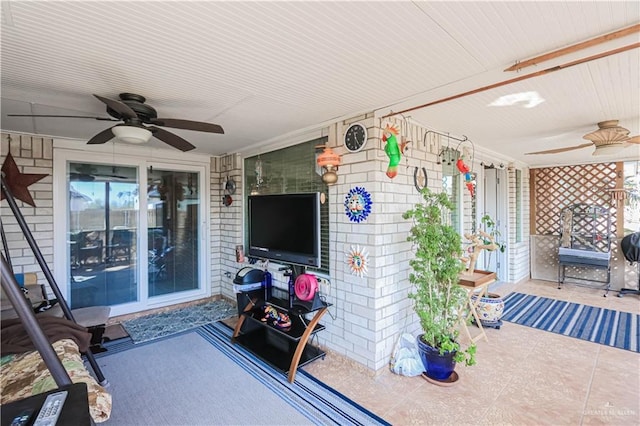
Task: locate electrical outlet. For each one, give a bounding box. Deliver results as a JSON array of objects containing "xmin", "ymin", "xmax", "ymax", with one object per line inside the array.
[
  {"xmin": 316, "ymin": 277, "xmax": 330, "ymax": 287},
  {"xmin": 315, "ymin": 276, "xmax": 331, "ymax": 296}
]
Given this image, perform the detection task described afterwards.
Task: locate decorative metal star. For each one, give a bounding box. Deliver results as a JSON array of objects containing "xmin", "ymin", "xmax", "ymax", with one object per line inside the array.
[{"xmin": 1, "ymin": 152, "xmax": 48, "ymax": 207}]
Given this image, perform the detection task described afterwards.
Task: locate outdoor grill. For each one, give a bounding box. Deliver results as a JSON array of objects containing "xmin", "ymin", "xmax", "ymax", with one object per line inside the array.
[{"xmin": 619, "ymin": 232, "xmax": 640, "ymax": 297}]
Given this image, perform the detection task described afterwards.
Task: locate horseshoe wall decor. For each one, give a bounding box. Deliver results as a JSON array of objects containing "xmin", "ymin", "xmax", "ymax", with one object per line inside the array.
[{"xmin": 414, "ymin": 167, "xmax": 428, "ymax": 193}]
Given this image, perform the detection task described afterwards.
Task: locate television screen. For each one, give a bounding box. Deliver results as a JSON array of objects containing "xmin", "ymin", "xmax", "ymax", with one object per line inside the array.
[{"xmin": 247, "ymin": 193, "xmax": 321, "ymax": 268}]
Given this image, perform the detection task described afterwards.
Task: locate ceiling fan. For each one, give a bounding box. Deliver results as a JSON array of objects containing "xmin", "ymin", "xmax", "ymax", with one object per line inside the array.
[
  {"xmin": 8, "ymin": 93, "xmax": 224, "ymax": 152},
  {"xmin": 525, "ymin": 120, "xmax": 640, "ymax": 156}
]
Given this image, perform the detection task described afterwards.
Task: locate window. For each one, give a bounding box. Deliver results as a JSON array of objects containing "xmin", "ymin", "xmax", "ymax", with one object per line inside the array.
[
  {"xmin": 244, "ymin": 137, "xmax": 330, "ymax": 273},
  {"xmin": 441, "ymin": 148, "xmax": 461, "ymax": 233}
]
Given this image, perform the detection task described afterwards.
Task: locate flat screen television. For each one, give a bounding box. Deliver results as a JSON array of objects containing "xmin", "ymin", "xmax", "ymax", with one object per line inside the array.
[{"xmin": 247, "ymin": 192, "xmax": 321, "ymax": 268}]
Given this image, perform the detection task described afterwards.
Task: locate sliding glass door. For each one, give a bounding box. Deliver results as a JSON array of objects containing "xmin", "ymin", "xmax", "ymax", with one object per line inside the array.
[
  {"xmin": 147, "ymin": 167, "xmax": 200, "ymax": 297},
  {"xmin": 68, "ymin": 163, "xmax": 139, "ymax": 308},
  {"xmin": 59, "ymin": 152, "xmax": 208, "ymax": 315}
]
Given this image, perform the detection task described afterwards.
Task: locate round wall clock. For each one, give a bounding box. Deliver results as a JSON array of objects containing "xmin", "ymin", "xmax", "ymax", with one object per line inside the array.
[{"xmin": 344, "ymin": 123, "xmax": 368, "ymax": 152}]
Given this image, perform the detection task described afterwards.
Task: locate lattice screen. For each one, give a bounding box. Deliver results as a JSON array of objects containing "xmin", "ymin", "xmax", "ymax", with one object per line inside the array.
[
  {"xmin": 531, "ymin": 235, "xmax": 632, "ymax": 286},
  {"xmin": 532, "ymin": 163, "xmax": 618, "ymax": 236}
]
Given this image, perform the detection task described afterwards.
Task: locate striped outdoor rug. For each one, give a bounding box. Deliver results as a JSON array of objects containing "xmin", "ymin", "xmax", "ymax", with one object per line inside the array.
[
  {"xmin": 97, "ymin": 322, "xmax": 390, "ymax": 425},
  {"xmin": 502, "ymin": 292, "xmax": 639, "ymax": 352}
]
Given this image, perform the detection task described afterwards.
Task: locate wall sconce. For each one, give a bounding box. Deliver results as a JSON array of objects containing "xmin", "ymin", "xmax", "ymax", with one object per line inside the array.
[{"xmin": 316, "ymin": 145, "xmax": 341, "ymax": 185}]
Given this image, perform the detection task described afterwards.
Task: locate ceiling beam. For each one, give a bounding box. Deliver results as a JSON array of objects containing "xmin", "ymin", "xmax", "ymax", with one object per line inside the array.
[
  {"xmin": 504, "ymin": 24, "xmax": 640, "ymax": 72},
  {"xmin": 383, "ymin": 43, "xmax": 640, "ymax": 119}
]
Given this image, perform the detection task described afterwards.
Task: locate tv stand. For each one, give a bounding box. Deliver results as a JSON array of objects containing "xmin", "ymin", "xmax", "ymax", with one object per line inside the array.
[{"xmin": 232, "ymin": 267, "xmax": 329, "ymax": 383}]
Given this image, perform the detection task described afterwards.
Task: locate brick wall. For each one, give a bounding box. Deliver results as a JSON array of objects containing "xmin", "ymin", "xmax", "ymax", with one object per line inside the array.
[
  {"xmin": 1, "ymin": 133, "xmax": 54, "ymax": 286},
  {"xmin": 210, "ymin": 154, "xmax": 244, "ymax": 301},
  {"xmin": 316, "ymin": 115, "xmax": 444, "ymax": 371}
]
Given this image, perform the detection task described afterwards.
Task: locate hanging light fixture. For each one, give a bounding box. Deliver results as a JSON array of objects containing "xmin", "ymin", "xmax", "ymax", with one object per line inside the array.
[
  {"xmin": 585, "ymin": 120, "xmax": 631, "ymax": 156},
  {"xmin": 111, "ymin": 125, "xmax": 152, "ymax": 144},
  {"xmin": 316, "ymin": 145, "xmax": 341, "ymax": 185}
]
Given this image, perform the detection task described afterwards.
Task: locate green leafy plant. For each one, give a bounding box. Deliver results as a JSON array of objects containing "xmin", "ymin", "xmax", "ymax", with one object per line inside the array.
[
  {"xmin": 480, "ymin": 214, "xmax": 506, "ymax": 256},
  {"xmin": 403, "ymin": 188, "xmax": 476, "ymax": 366}
]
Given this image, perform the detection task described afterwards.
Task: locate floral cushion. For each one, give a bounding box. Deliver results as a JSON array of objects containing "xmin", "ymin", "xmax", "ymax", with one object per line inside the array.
[{"xmin": 0, "ymin": 338, "xmax": 111, "ymax": 422}]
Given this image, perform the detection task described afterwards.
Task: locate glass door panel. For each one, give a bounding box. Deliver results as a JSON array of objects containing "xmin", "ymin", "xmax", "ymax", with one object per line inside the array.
[
  {"xmin": 68, "ymin": 162, "xmax": 139, "ymax": 308},
  {"xmin": 147, "ymin": 168, "xmax": 200, "ymax": 297}
]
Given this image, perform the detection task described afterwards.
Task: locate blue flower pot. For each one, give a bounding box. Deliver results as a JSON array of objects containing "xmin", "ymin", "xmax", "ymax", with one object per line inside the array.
[{"xmin": 416, "ymin": 335, "xmax": 456, "ymax": 380}]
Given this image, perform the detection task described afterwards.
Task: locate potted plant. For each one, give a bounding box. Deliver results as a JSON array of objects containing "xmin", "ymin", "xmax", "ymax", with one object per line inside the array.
[
  {"xmin": 478, "ymin": 214, "xmax": 505, "ymax": 263},
  {"xmin": 403, "ymin": 188, "xmax": 476, "ymax": 383}
]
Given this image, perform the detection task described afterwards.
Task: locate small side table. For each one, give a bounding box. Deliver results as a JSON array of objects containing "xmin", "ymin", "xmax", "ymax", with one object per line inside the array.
[
  {"xmin": 1, "ymin": 383, "xmax": 92, "ymax": 426},
  {"xmin": 458, "ymin": 270, "xmax": 496, "ymax": 344}
]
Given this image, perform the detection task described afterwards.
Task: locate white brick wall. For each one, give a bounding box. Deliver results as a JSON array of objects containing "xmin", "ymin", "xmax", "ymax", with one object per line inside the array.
[
  {"xmin": 1, "ymin": 133, "xmax": 54, "ymax": 286},
  {"xmin": 210, "ymin": 154, "xmax": 244, "ymax": 301},
  {"xmin": 307, "ymin": 116, "xmax": 449, "ymax": 371}
]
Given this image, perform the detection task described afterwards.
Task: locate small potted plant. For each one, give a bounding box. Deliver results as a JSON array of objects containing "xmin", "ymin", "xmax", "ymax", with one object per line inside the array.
[
  {"xmin": 478, "ymin": 214, "xmax": 505, "ymax": 263},
  {"xmin": 403, "ymin": 188, "xmax": 476, "ymax": 383}
]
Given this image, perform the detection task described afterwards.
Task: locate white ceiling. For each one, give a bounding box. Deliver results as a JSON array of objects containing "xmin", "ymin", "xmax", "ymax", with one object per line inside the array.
[{"xmin": 1, "ymin": 1, "xmax": 639, "ymax": 167}]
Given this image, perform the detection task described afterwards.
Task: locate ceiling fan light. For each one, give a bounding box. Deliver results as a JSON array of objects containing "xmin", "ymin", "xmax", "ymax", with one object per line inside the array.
[
  {"xmin": 593, "ymin": 143, "xmax": 625, "ymax": 156},
  {"xmin": 583, "ymin": 120, "xmax": 630, "ymax": 143},
  {"xmin": 112, "ymin": 126, "xmax": 152, "ymax": 144}
]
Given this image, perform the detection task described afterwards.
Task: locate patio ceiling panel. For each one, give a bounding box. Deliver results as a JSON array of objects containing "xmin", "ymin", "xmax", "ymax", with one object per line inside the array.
[{"xmin": 1, "ymin": 1, "xmax": 638, "ymax": 165}]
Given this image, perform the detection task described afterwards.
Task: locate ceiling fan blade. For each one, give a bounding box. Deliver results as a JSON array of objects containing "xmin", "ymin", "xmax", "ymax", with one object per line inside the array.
[
  {"xmin": 94, "ymin": 94, "xmax": 137, "ymax": 119},
  {"xmin": 87, "ymin": 127, "xmax": 116, "ymax": 145},
  {"xmin": 148, "ymin": 126, "xmax": 196, "ymax": 152},
  {"xmin": 150, "ymin": 118, "xmax": 224, "ymax": 134},
  {"xmin": 7, "ymin": 114, "xmax": 117, "ymax": 121},
  {"xmin": 524, "ymin": 143, "xmax": 594, "ymax": 155},
  {"xmin": 628, "ymin": 135, "xmax": 640, "ymax": 144}
]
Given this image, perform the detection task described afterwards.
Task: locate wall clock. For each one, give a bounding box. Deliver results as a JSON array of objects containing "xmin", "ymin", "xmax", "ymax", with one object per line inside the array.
[{"xmin": 344, "ymin": 123, "xmax": 368, "ymax": 152}]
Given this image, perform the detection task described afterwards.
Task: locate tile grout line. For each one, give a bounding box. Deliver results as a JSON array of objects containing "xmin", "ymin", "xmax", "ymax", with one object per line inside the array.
[{"xmin": 579, "ymin": 343, "xmax": 601, "ymax": 426}]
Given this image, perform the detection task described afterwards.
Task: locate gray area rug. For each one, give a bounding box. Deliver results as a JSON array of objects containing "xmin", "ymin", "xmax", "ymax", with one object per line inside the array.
[
  {"xmin": 99, "ymin": 331, "xmax": 312, "ymax": 425},
  {"xmin": 97, "ymin": 323, "xmax": 390, "ymax": 425},
  {"xmin": 121, "ymin": 299, "xmax": 235, "ymax": 343}
]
